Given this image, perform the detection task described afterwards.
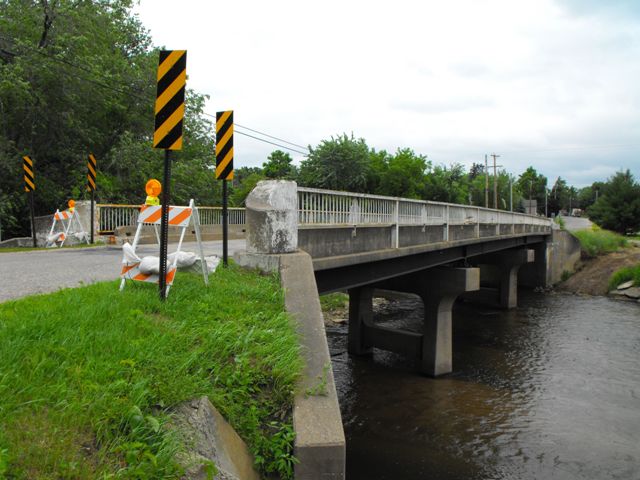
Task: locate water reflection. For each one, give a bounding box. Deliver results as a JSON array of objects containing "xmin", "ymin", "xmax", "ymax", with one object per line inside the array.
[{"xmin": 326, "ymin": 292, "xmax": 640, "ymax": 479}]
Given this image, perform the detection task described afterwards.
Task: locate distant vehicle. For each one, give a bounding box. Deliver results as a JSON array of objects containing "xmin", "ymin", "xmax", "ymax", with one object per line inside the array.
[{"xmin": 571, "ymin": 208, "xmax": 583, "ymax": 217}]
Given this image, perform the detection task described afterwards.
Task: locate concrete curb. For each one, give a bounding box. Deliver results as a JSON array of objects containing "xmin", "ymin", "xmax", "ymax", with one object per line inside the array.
[{"xmin": 235, "ymin": 250, "xmax": 346, "ymax": 480}]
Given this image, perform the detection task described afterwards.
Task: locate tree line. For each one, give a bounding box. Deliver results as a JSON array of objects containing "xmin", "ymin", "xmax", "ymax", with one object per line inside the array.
[
  {"xmin": 1, "ymin": 1, "xmax": 637, "ymax": 239},
  {"xmin": 236, "ymin": 134, "xmax": 640, "ymax": 233}
]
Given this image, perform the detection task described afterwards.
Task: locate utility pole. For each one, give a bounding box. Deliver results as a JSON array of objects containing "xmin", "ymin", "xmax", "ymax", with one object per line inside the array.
[
  {"xmin": 484, "ymin": 154, "xmax": 489, "ymax": 208},
  {"xmin": 491, "ymin": 153, "xmax": 500, "ymax": 209}
]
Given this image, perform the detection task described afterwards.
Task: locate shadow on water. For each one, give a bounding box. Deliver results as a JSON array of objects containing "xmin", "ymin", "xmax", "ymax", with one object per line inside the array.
[{"xmin": 326, "ymin": 291, "xmax": 640, "ymax": 480}]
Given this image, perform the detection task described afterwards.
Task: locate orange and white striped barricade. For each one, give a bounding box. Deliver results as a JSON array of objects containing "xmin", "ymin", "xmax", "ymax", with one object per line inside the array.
[
  {"xmin": 119, "ymin": 199, "xmax": 208, "ymax": 297},
  {"xmin": 46, "ymin": 208, "xmax": 89, "ymax": 247}
]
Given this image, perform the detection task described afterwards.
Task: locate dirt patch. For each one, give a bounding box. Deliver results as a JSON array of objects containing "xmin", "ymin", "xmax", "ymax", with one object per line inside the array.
[{"xmin": 557, "ymin": 244, "xmax": 640, "ymax": 296}]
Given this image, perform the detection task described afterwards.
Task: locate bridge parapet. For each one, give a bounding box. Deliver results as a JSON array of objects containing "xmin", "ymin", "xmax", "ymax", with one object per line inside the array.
[{"xmin": 297, "ymin": 187, "xmax": 551, "ymax": 258}]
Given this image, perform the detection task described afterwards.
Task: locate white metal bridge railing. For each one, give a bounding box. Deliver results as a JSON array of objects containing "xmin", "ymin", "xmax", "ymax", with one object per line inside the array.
[
  {"xmin": 297, "ymin": 187, "xmax": 551, "ymax": 246},
  {"xmin": 97, "ymin": 204, "xmax": 246, "ymax": 234}
]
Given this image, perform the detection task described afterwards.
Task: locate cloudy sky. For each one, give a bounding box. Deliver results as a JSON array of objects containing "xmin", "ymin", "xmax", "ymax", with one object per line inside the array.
[{"xmin": 135, "ymin": 0, "xmax": 640, "ymax": 187}]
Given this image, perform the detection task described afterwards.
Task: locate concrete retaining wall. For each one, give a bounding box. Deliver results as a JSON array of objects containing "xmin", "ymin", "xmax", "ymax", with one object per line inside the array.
[
  {"xmin": 520, "ymin": 229, "xmax": 581, "ymax": 287},
  {"xmin": 235, "ymin": 251, "xmax": 345, "ymax": 479}
]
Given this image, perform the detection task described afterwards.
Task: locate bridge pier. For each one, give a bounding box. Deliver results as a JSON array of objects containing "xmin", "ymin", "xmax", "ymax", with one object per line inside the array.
[
  {"xmin": 418, "ymin": 268, "xmax": 480, "ymax": 376},
  {"xmin": 464, "ymin": 248, "xmax": 534, "ymax": 309},
  {"xmin": 348, "ymin": 267, "xmax": 479, "ymax": 377}
]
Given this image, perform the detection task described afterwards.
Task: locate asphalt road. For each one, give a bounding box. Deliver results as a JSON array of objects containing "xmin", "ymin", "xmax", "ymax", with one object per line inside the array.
[
  {"xmin": 559, "ymin": 215, "xmax": 593, "ymax": 231},
  {"xmin": 0, "ymin": 239, "xmax": 246, "ymax": 303}
]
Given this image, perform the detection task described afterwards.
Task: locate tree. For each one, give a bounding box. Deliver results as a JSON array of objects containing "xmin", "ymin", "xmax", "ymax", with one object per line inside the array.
[
  {"xmin": 424, "ymin": 163, "xmax": 469, "ymax": 204},
  {"xmin": 588, "ymin": 170, "xmax": 640, "ymax": 233},
  {"xmin": 262, "ymin": 150, "xmax": 297, "ymax": 179},
  {"xmin": 374, "ymin": 148, "xmax": 429, "ymax": 199},
  {"xmin": 517, "ymin": 167, "xmax": 548, "ymax": 214},
  {"xmin": 298, "ymin": 134, "xmax": 371, "ymax": 192},
  {"xmin": 0, "ymin": 0, "xmax": 220, "ymax": 238}
]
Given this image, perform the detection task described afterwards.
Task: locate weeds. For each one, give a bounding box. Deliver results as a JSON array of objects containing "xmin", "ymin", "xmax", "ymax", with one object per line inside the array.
[
  {"xmin": 0, "ymin": 266, "xmax": 302, "ymax": 479},
  {"xmin": 608, "ymin": 265, "xmax": 640, "ymax": 291},
  {"xmin": 305, "ymin": 363, "xmax": 331, "ymax": 397},
  {"xmin": 572, "ymin": 229, "xmax": 628, "ymax": 258}
]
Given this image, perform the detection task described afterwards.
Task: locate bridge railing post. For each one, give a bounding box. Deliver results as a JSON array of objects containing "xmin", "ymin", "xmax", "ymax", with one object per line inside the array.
[
  {"xmin": 393, "ymin": 199, "xmax": 399, "ymax": 248},
  {"xmin": 444, "ymin": 205, "xmax": 449, "ymax": 241},
  {"xmin": 476, "ymin": 207, "xmax": 480, "ymax": 238}
]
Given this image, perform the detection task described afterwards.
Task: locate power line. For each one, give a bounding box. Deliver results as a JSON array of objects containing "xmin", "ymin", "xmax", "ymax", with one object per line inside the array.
[
  {"xmin": 235, "ymin": 123, "xmax": 308, "ymax": 150},
  {"xmin": 0, "ymin": 35, "xmax": 151, "ymax": 102},
  {"xmin": 234, "ymin": 130, "xmax": 309, "ymax": 155},
  {"xmin": 202, "ymin": 112, "xmax": 309, "ymax": 155},
  {"xmin": 2, "ymin": 37, "xmax": 310, "ymax": 156}
]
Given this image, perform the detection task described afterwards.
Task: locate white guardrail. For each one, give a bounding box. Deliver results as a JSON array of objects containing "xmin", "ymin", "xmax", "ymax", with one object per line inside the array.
[
  {"xmin": 297, "ymin": 187, "xmax": 551, "ymax": 244},
  {"xmin": 97, "ymin": 204, "xmax": 246, "ymax": 234},
  {"xmin": 98, "ymin": 188, "xmax": 551, "ymax": 238}
]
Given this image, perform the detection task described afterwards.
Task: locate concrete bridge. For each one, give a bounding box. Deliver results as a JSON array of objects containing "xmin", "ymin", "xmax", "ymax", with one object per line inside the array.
[
  {"xmin": 236, "ymin": 181, "xmax": 580, "ymax": 479},
  {"xmin": 240, "ymin": 182, "xmax": 577, "ymax": 376}
]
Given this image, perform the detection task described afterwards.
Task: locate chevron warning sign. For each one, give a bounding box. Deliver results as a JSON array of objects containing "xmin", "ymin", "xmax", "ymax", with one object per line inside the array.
[
  {"xmin": 215, "ymin": 110, "xmax": 234, "ymax": 180},
  {"xmin": 23, "ymin": 156, "xmax": 35, "ymax": 192},
  {"xmin": 87, "ymin": 153, "xmax": 97, "ymax": 191},
  {"xmin": 153, "ymin": 50, "xmax": 187, "ymax": 150}
]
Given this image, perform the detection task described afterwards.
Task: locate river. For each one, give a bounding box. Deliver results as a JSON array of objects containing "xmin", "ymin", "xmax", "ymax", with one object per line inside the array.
[{"xmin": 325, "ymin": 291, "xmax": 640, "ymax": 479}]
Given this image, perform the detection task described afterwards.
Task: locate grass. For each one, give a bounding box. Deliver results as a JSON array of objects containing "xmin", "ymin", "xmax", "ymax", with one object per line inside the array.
[
  {"xmin": 319, "ymin": 292, "xmax": 349, "ymax": 313},
  {"xmin": 608, "ymin": 264, "xmax": 640, "ymax": 291},
  {"xmin": 0, "ymin": 266, "xmax": 302, "ymax": 479},
  {"xmin": 572, "ymin": 225, "xmax": 628, "ymax": 258},
  {"xmin": 554, "ymin": 215, "xmax": 566, "ymax": 229}
]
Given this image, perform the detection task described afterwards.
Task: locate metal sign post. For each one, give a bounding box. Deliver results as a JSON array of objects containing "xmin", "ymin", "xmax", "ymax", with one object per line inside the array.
[
  {"xmin": 23, "ymin": 155, "xmax": 36, "ymax": 247},
  {"xmin": 222, "ymin": 179, "xmax": 228, "ymax": 265},
  {"xmin": 87, "ymin": 153, "xmax": 97, "ymax": 243},
  {"xmin": 159, "ymin": 150, "xmax": 171, "ymax": 298},
  {"xmin": 153, "ymin": 49, "xmax": 187, "ymax": 300},
  {"xmin": 215, "ymin": 110, "xmax": 234, "ymax": 267}
]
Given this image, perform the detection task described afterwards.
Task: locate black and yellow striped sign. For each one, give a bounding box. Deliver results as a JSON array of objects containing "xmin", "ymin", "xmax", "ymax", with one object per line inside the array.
[
  {"xmin": 23, "ymin": 156, "xmax": 35, "ymax": 192},
  {"xmin": 87, "ymin": 153, "xmax": 97, "ymax": 191},
  {"xmin": 153, "ymin": 50, "xmax": 187, "ymax": 150},
  {"xmin": 215, "ymin": 110, "xmax": 234, "ymax": 180}
]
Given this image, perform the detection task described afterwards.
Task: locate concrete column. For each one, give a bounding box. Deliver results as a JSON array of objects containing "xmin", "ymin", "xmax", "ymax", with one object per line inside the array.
[
  {"xmin": 419, "ymin": 268, "xmax": 479, "ymax": 376},
  {"xmin": 347, "ymin": 286, "xmax": 374, "ymax": 356},
  {"xmin": 474, "ymin": 249, "xmax": 535, "ymax": 309}
]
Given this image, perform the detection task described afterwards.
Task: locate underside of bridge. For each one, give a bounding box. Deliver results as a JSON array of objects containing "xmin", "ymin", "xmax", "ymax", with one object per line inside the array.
[{"xmin": 343, "ymin": 246, "xmax": 537, "ymax": 377}]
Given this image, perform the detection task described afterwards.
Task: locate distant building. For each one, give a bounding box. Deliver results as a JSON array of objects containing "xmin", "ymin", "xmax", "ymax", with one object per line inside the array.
[{"xmin": 523, "ymin": 199, "xmax": 537, "ymax": 215}]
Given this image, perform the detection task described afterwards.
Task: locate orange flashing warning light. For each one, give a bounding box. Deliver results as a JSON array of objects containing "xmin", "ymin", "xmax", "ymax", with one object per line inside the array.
[
  {"xmin": 68, "ymin": 199, "xmax": 76, "ymax": 212},
  {"xmin": 145, "ymin": 179, "xmax": 161, "ymax": 206}
]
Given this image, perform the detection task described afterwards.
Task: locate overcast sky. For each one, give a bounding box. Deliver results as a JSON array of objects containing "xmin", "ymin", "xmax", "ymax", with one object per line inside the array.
[{"xmin": 135, "ymin": 0, "xmax": 640, "ymax": 188}]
